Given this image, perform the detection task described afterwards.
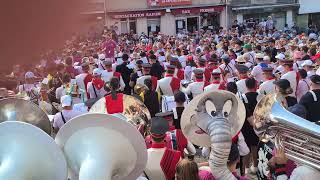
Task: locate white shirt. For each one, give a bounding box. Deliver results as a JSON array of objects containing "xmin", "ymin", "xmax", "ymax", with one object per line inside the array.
[
  {"xmin": 55, "ymin": 86, "xmax": 67, "ymax": 100},
  {"xmin": 219, "ymin": 63, "xmax": 238, "ymax": 77},
  {"xmin": 236, "ymin": 79, "xmax": 248, "ymax": 94},
  {"xmin": 251, "ymin": 64, "xmax": 264, "ymax": 82},
  {"xmin": 75, "ymin": 73, "xmax": 90, "ymax": 100},
  {"xmin": 281, "ymin": 71, "xmax": 298, "ymax": 97},
  {"xmin": 178, "ymin": 56, "xmax": 187, "ymax": 68},
  {"xmin": 53, "ymin": 109, "xmax": 84, "ymax": 129},
  {"xmin": 144, "ymin": 148, "xmax": 166, "ymax": 180},
  {"xmin": 87, "ymin": 81, "xmax": 107, "ymax": 99},
  {"xmin": 204, "ymin": 83, "xmax": 220, "ymax": 92},
  {"xmin": 101, "ymin": 70, "xmax": 125, "ymax": 90},
  {"xmin": 316, "ymin": 66, "xmax": 320, "ymax": 76},
  {"xmin": 296, "ymin": 79, "xmax": 310, "ymax": 101},
  {"xmin": 181, "ymin": 81, "xmax": 206, "ymax": 98}
]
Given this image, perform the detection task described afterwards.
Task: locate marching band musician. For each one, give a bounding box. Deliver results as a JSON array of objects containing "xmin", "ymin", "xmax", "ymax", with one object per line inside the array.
[
  {"xmin": 104, "ymin": 77, "xmax": 124, "ymax": 114},
  {"xmin": 280, "ymin": 59, "xmax": 299, "ymax": 97},
  {"xmin": 87, "ymin": 68, "xmax": 107, "ymax": 100},
  {"xmin": 75, "ymin": 62, "xmax": 93, "ymax": 101},
  {"xmin": 181, "ymin": 68, "xmax": 210, "ymax": 99},
  {"xmin": 156, "ymin": 65, "xmax": 181, "ymax": 96},
  {"xmin": 52, "ymin": 95, "xmax": 84, "ymax": 133},
  {"xmin": 129, "ymin": 59, "xmax": 144, "ymax": 89},
  {"xmin": 204, "ymin": 68, "xmax": 225, "ymax": 92},
  {"xmin": 170, "ymin": 57, "xmax": 185, "ymax": 80},
  {"xmin": 101, "ymin": 59, "xmax": 125, "ymax": 91},
  {"xmin": 236, "ymin": 65, "xmax": 251, "ymax": 94},
  {"xmin": 145, "ymin": 112, "xmax": 196, "ymax": 157},
  {"xmin": 143, "ymin": 116, "xmax": 181, "ymax": 180},
  {"xmin": 136, "ymin": 63, "xmax": 158, "ymax": 91},
  {"xmin": 196, "ymin": 58, "xmax": 211, "ymax": 82},
  {"xmin": 257, "ymin": 66, "xmax": 276, "ymax": 99},
  {"xmin": 18, "ymin": 71, "xmax": 40, "ymax": 105}
]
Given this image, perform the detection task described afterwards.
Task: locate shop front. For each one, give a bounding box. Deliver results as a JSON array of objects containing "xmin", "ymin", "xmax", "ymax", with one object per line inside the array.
[{"xmin": 172, "ymin": 6, "xmax": 224, "ymax": 34}]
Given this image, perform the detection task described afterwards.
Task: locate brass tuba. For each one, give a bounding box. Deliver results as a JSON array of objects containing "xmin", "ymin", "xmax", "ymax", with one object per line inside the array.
[
  {"xmin": 253, "ymin": 93, "xmax": 320, "ymax": 170},
  {"xmin": 89, "ymin": 95, "xmax": 151, "ymax": 136},
  {"xmin": 0, "ymin": 121, "xmax": 67, "ymax": 180},
  {"xmin": 0, "ymin": 98, "xmax": 52, "ymax": 135},
  {"xmin": 55, "ymin": 113, "xmax": 147, "ymax": 180}
]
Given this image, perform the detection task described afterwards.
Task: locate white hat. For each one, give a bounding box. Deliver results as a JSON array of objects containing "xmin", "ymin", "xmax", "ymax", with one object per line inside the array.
[
  {"xmin": 42, "ymin": 78, "xmax": 49, "ymax": 85},
  {"xmin": 98, "ymin": 54, "xmax": 106, "ymax": 60},
  {"xmin": 25, "ymin": 71, "xmax": 35, "ymax": 79},
  {"xmin": 275, "ymin": 53, "xmax": 285, "ymax": 60},
  {"xmin": 302, "ymin": 60, "xmax": 314, "ymax": 67},
  {"xmin": 263, "ymin": 56, "xmax": 271, "ymax": 61},
  {"xmin": 61, "ymin": 95, "xmax": 72, "ymax": 107},
  {"xmin": 255, "ymin": 53, "xmax": 264, "ymax": 59},
  {"xmin": 92, "ymin": 68, "xmax": 102, "ymax": 76}
]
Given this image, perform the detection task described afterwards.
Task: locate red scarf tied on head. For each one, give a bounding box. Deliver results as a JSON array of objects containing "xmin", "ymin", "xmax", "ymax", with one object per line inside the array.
[{"xmin": 92, "ymin": 78, "xmax": 105, "ymax": 90}]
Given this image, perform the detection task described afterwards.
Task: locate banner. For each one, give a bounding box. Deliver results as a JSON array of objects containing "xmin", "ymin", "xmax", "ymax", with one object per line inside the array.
[
  {"xmin": 147, "ymin": 0, "xmax": 192, "ymax": 7},
  {"xmin": 109, "ymin": 10, "xmax": 165, "ymax": 19}
]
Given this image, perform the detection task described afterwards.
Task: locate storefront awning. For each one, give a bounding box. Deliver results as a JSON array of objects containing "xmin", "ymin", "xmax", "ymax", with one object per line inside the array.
[
  {"xmin": 232, "ymin": 3, "xmax": 299, "ymax": 11},
  {"xmin": 171, "ymin": 6, "xmax": 225, "ymax": 15}
]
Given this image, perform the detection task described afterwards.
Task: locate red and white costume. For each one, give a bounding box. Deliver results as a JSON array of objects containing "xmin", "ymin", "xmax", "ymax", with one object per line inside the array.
[
  {"xmin": 75, "ymin": 73, "xmax": 93, "ymax": 100},
  {"xmin": 144, "ymin": 143, "xmax": 181, "ymax": 180},
  {"xmin": 157, "ymin": 74, "xmax": 181, "ymax": 96},
  {"xmin": 182, "ymin": 78, "xmax": 210, "ymax": 98},
  {"xmin": 136, "ymin": 75, "xmax": 158, "ymax": 91},
  {"xmin": 101, "ymin": 70, "xmax": 125, "ymax": 91}
]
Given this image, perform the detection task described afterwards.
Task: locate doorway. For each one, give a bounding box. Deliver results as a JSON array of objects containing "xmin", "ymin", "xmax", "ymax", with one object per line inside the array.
[{"xmin": 187, "ymin": 17, "xmax": 199, "ymax": 33}]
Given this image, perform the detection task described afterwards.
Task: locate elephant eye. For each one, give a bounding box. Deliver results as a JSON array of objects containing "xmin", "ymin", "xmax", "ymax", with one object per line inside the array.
[
  {"xmin": 205, "ymin": 100, "xmax": 216, "ymax": 117},
  {"xmin": 223, "ymin": 100, "xmax": 232, "ymax": 118}
]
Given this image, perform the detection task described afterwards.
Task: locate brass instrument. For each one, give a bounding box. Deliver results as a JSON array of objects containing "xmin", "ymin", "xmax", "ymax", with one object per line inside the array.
[
  {"xmin": 253, "ymin": 93, "xmax": 320, "ymax": 170},
  {"xmin": 90, "ymin": 95, "xmax": 151, "ymax": 135},
  {"xmin": 55, "ymin": 113, "xmax": 147, "ymax": 180},
  {"xmin": 0, "ymin": 98, "xmax": 52, "ymax": 135},
  {"xmin": 133, "ymin": 84, "xmax": 148, "ymax": 95},
  {"xmin": 0, "ymin": 121, "xmax": 67, "ymax": 180}
]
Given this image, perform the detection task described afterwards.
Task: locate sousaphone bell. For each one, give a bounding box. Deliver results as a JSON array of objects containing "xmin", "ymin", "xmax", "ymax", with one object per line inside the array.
[
  {"xmin": 0, "ymin": 98, "xmax": 52, "ymax": 135},
  {"xmin": 55, "ymin": 113, "xmax": 147, "ymax": 180}
]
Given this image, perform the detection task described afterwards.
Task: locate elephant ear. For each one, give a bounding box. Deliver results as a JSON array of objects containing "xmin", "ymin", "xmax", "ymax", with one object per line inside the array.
[{"xmin": 181, "ymin": 90, "xmax": 246, "ymax": 147}]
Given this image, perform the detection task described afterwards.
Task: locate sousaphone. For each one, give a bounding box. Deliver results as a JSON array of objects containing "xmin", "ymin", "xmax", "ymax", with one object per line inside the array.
[
  {"xmin": 90, "ymin": 95, "xmax": 151, "ymax": 134},
  {"xmin": 55, "ymin": 113, "xmax": 148, "ymax": 180},
  {"xmin": 0, "ymin": 121, "xmax": 67, "ymax": 180},
  {"xmin": 0, "ymin": 98, "xmax": 52, "ymax": 135}
]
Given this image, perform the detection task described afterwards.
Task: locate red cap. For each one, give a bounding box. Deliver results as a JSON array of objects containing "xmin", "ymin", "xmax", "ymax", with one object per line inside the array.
[{"xmin": 312, "ymin": 53, "xmax": 320, "ymax": 61}]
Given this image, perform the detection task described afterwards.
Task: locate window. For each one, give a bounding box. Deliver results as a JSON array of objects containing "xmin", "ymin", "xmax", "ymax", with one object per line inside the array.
[{"xmin": 119, "ymin": 18, "xmax": 137, "ymax": 34}]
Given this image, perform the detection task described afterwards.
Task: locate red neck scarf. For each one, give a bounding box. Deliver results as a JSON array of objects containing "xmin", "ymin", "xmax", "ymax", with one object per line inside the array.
[
  {"xmin": 195, "ymin": 78, "xmax": 204, "ymax": 82},
  {"xmin": 239, "ymin": 75, "xmax": 248, "ymax": 80},
  {"xmin": 212, "ymin": 80, "xmax": 220, "ymax": 84},
  {"xmin": 151, "ymin": 142, "xmax": 166, "ymax": 149},
  {"xmin": 165, "ymin": 74, "xmax": 174, "ymax": 77},
  {"xmin": 107, "ymin": 69, "xmax": 113, "ymax": 72},
  {"xmin": 266, "ymin": 77, "xmax": 275, "ymax": 80},
  {"xmin": 92, "ymin": 78, "xmax": 105, "ymax": 90}
]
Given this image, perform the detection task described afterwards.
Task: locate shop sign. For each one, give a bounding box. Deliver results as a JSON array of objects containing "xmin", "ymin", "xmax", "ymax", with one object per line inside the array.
[
  {"xmin": 147, "ymin": 0, "xmax": 192, "ymax": 7},
  {"xmin": 110, "ymin": 11, "xmax": 164, "ymax": 19},
  {"xmin": 172, "ymin": 6, "xmax": 224, "ymax": 15}
]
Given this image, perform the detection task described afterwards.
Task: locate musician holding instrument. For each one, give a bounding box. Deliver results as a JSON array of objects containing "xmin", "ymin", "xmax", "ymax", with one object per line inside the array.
[
  {"xmin": 18, "ymin": 71, "xmax": 40, "ymax": 105},
  {"xmin": 143, "ymin": 116, "xmax": 181, "ymax": 180}
]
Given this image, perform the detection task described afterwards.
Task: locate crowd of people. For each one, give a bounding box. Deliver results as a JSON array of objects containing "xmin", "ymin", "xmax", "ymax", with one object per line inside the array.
[{"xmin": 1, "ymin": 19, "xmax": 320, "ymax": 180}]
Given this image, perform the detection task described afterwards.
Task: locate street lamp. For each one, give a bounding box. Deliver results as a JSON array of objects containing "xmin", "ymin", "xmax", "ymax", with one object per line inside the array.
[{"xmin": 225, "ymin": 0, "xmax": 229, "ymax": 30}]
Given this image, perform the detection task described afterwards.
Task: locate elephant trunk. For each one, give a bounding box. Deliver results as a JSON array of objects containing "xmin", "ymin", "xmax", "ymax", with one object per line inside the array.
[{"xmin": 207, "ymin": 117, "xmax": 237, "ymax": 180}]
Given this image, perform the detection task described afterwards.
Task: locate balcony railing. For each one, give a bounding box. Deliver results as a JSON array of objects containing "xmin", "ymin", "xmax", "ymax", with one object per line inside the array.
[{"xmin": 230, "ymin": 0, "xmax": 297, "ymax": 6}]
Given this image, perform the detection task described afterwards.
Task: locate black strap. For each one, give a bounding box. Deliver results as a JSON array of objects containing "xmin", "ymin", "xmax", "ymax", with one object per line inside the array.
[
  {"xmin": 60, "ymin": 112, "xmax": 66, "ymax": 124},
  {"xmin": 100, "ymin": 63, "xmax": 105, "ymax": 70},
  {"xmin": 92, "ymin": 84, "xmax": 98, "ymax": 98},
  {"xmin": 170, "ymin": 131, "xmax": 178, "ymax": 151},
  {"xmin": 303, "ymin": 80, "xmax": 310, "ymax": 90}
]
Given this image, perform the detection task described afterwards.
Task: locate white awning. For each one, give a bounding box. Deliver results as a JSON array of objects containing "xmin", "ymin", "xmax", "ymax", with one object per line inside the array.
[
  {"xmin": 232, "ymin": 3, "xmax": 299, "ymax": 11},
  {"xmin": 299, "ymin": 0, "xmax": 320, "ymax": 14}
]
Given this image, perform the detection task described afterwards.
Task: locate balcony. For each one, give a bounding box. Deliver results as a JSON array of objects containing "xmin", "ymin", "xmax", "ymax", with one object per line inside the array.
[{"xmin": 230, "ymin": 0, "xmax": 298, "ymax": 6}]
